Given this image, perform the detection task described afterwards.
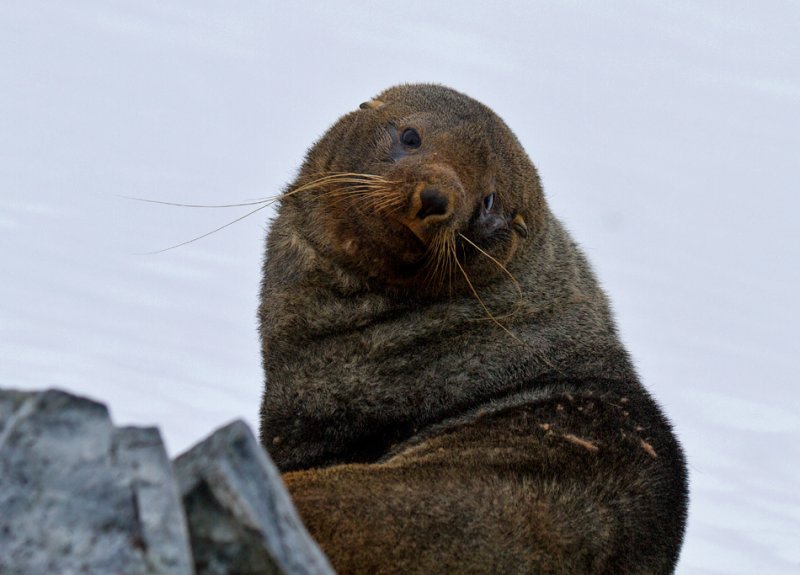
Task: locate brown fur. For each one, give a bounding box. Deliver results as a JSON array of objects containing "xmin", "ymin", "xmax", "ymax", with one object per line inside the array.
[{"xmin": 259, "ymin": 84, "xmax": 688, "ymax": 574}]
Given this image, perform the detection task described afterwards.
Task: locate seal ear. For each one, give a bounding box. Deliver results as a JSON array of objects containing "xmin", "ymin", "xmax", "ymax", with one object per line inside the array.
[
  {"xmin": 512, "ymin": 214, "xmax": 528, "ymax": 237},
  {"xmin": 359, "ymin": 99, "xmax": 385, "ymax": 110}
]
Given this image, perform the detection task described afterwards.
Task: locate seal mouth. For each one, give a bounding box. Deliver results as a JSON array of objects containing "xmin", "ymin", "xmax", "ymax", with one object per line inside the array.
[{"xmin": 401, "ymin": 216, "xmax": 451, "ymax": 246}]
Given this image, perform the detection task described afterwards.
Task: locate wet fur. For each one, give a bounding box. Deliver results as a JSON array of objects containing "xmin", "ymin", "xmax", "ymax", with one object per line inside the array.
[{"xmin": 259, "ymin": 84, "xmax": 688, "ymax": 574}]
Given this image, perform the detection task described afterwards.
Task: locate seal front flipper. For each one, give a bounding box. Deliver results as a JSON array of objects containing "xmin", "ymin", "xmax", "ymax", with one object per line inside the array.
[{"xmin": 284, "ymin": 390, "xmax": 686, "ymax": 575}]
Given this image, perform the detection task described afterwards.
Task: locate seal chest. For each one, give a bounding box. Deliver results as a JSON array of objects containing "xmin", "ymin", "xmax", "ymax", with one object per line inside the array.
[{"xmin": 259, "ymin": 84, "xmax": 688, "ymax": 574}]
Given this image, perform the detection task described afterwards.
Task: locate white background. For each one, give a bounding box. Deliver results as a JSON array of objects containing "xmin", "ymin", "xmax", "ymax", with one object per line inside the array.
[{"xmin": 1, "ymin": 2, "xmax": 798, "ymax": 573}]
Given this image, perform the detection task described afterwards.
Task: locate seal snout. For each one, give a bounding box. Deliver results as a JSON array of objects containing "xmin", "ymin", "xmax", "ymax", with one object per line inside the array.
[
  {"xmin": 416, "ymin": 186, "xmax": 450, "ymax": 220},
  {"xmin": 401, "ymin": 180, "xmax": 459, "ymax": 244},
  {"xmin": 390, "ymin": 163, "xmax": 463, "ymax": 244}
]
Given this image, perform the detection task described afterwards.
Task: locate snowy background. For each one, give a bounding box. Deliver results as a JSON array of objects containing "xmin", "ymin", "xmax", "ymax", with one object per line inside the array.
[{"xmin": 1, "ymin": 2, "xmax": 798, "ymax": 573}]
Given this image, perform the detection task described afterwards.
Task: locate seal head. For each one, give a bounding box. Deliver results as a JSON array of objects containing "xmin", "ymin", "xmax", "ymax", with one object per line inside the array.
[{"xmin": 284, "ymin": 84, "xmax": 543, "ymax": 295}]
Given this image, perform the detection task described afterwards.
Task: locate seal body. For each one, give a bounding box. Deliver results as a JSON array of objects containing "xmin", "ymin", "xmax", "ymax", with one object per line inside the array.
[{"xmin": 259, "ymin": 84, "xmax": 688, "ymax": 574}]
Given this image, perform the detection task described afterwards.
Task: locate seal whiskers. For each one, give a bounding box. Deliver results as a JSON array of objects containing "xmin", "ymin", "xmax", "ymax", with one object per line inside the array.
[
  {"xmin": 131, "ymin": 171, "xmax": 400, "ymax": 254},
  {"xmin": 458, "ymin": 232, "xmax": 525, "ymax": 321},
  {"xmin": 423, "ymin": 231, "xmax": 456, "ymax": 295},
  {"xmin": 301, "ymin": 172, "xmax": 405, "ymax": 215},
  {"xmin": 449, "ymin": 235, "xmax": 525, "ymax": 345}
]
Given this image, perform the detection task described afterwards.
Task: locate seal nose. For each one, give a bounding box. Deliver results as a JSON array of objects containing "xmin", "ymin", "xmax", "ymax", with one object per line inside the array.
[{"xmin": 416, "ymin": 186, "xmax": 450, "ymax": 220}]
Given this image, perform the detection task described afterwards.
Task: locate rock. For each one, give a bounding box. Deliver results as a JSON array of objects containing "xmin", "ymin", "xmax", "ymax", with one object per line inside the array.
[
  {"xmin": 175, "ymin": 420, "xmax": 335, "ymax": 575},
  {"xmin": 0, "ymin": 388, "xmax": 334, "ymax": 575},
  {"xmin": 114, "ymin": 426, "xmax": 196, "ymax": 573},
  {"xmin": 0, "ymin": 389, "xmax": 194, "ymax": 575}
]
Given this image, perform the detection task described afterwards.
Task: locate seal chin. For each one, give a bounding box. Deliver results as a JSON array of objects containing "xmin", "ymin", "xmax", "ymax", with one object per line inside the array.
[{"xmin": 401, "ymin": 215, "xmax": 452, "ymax": 245}]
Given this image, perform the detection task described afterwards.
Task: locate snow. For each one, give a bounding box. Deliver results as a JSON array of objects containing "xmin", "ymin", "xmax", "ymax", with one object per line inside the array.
[{"xmin": 1, "ymin": 2, "xmax": 798, "ymax": 573}]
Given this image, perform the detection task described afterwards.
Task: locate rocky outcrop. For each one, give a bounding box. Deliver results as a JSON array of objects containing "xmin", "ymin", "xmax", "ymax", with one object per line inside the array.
[
  {"xmin": 0, "ymin": 388, "xmax": 335, "ymax": 575},
  {"xmin": 175, "ymin": 421, "xmax": 333, "ymax": 575}
]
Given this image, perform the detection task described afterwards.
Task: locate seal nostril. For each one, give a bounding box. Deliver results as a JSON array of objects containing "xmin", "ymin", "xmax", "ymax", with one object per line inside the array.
[{"xmin": 417, "ymin": 187, "xmax": 449, "ymax": 220}]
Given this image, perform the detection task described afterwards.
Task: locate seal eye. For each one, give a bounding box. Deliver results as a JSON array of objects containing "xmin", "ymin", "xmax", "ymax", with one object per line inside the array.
[
  {"xmin": 400, "ymin": 128, "xmax": 421, "ymax": 148},
  {"xmin": 483, "ymin": 193, "xmax": 495, "ymax": 211}
]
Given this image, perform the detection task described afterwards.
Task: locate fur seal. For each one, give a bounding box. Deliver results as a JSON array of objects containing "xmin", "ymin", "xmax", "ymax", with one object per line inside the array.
[{"xmin": 259, "ymin": 84, "xmax": 688, "ymax": 574}]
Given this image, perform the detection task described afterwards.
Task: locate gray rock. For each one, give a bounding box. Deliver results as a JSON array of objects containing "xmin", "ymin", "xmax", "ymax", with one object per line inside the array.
[
  {"xmin": 114, "ymin": 426, "xmax": 196, "ymax": 573},
  {"xmin": 175, "ymin": 420, "xmax": 335, "ymax": 575},
  {"xmin": 0, "ymin": 388, "xmax": 194, "ymax": 575},
  {"xmin": 0, "ymin": 388, "xmax": 333, "ymax": 575}
]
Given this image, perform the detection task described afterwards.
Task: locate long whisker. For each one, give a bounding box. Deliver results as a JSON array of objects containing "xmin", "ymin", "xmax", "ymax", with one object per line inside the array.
[
  {"xmin": 137, "ymin": 202, "xmax": 273, "ymax": 255},
  {"xmin": 298, "ymin": 174, "xmax": 402, "ymax": 211},
  {"xmin": 122, "ymin": 172, "xmax": 396, "ymax": 209},
  {"xmin": 425, "ymin": 233, "xmax": 447, "ymax": 291},
  {"xmin": 120, "ymin": 196, "xmax": 272, "ymax": 208},
  {"xmin": 370, "ymin": 195, "xmax": 405, "ymax": 214},
  {"xmin": 458, "ymin": 234, "xmax": 521, "ymax": 295},
  {"xmin": 447, "ymin": 235, "xmax": 456, "ymax": 296},
  {"xmin": 450, "ymin": 238, "xmax": 524, "ymax": 345},
  {"xmin": 443, "ymin": 234, "xmax": 456, "ymax": 293},
  {"xmin": 458, "ymin": 233, "xmax": 524, "ymax": 320},
  {"xmin": 136, "ymin": 171, "xmax": 400, "ymax": 254},
  {"xmin": 435, "ymin": 235, "xmax": 448, "ymax": 295},
  {"xmin": 326, "ymin": 188, "xmax": 397, "ymax": 198},
  {"xmin": 297, "ymin": 172, "xmax": 398, "ymax": 188},
  {"xmin": 318, "ymin": 179, "xmax": 406, "ymax": 214},
  {"xmin": 326, "ymin": 191, "xmax": 401, "ymax": 213}
]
